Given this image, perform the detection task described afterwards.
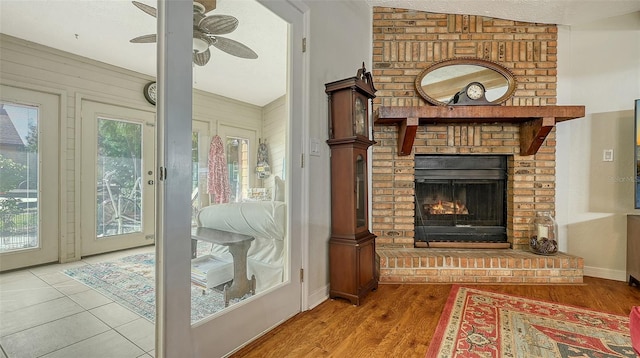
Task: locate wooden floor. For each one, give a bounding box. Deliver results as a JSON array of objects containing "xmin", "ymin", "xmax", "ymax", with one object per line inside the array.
[{"xmin": 231, "ymin": 277, "xmax": 640, "ymax": 358}]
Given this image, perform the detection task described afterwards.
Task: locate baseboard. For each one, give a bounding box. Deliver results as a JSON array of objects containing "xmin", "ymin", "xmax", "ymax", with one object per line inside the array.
[
  {"xmin": 583, "ymin": 265, "xmax": 627, "ymax": 282},
  {"xmin": 306, "ymin": 283, "xmax": 329, "ymax": 310}
]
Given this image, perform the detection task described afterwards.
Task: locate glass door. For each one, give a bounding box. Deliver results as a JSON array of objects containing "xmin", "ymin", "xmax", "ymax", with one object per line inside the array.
[
  {"xmin": 80, "ymin": 101, "xmax": 155, "ymax": 256},
  {"xmin": 188, "ymin": 0, "xmax": 306, "ymax": 351},
  {"xmin": 157, "ymin": 0, "xmax": 306, "ymax": 355},
  {"xmin": 0, "ymin": 85, "xmax": 59, "ymax": 271}
]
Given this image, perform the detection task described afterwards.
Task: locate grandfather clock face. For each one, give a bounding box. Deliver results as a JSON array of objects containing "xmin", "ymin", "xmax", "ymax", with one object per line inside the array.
[{"xmin": 354, "ymin": 96, "xmax": 367, "ymax": 136}]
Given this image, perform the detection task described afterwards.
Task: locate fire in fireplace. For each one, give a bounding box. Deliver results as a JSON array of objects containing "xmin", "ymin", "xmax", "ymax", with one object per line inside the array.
[{"xmin": 414, "ymin": 155, "xmax": 507, "ymax": 246}]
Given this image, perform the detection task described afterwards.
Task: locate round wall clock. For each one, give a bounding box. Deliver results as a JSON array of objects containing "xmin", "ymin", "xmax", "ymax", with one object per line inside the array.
[{"xmin": 143, "ymin": 81, "xmax": 157, "ymax": 105}]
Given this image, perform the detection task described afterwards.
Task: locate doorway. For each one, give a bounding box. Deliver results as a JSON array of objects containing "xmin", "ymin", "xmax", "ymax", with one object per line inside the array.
[
  {"xmin": 0, "ymin": 85, "xmax": 60, "ymax": 271},
  {"xmin": 80, "ymin": 101, "xmax": 156, "ymax": 256}
]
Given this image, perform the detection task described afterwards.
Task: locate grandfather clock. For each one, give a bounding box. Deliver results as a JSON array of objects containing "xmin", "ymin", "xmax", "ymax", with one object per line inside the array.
[{"xmin": 326, "ymin": 64, "xmax": 378, "ymax": 305}]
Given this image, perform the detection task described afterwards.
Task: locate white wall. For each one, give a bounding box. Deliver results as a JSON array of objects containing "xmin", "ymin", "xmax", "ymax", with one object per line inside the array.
[
  {"xmin": 556, "ymin": 12, "xmax": 640, "ymax": 281},
  {"xmin": 304, "ymin": 0, "xmax": 373, "ymax": 308}
]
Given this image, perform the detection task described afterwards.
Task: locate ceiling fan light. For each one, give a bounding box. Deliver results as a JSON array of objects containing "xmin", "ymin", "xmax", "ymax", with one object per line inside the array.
[{"xmin": 193, "ymin": 37, "xmax": 209, "ymax": 53}]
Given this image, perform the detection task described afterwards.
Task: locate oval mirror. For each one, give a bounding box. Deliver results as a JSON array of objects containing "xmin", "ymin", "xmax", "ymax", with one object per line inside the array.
[{"xmin": 415, "ymin": 58, "xmax": 516, "ymax": 106}]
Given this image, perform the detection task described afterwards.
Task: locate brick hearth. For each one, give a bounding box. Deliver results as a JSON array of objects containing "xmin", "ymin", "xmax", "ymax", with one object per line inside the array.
[{"xmin": 378, "ymin": 248, "xmax": 584, "ymax": 284}]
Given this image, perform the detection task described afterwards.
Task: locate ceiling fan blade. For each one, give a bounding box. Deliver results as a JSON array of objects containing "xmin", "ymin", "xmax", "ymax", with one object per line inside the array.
[
  {"xmin": 193, "ymin": 48, "xmax": 211, "ymax": 66},
  {"xmin": 211, "ymin": 36, "xmax": 258, "ymax": 59},
  {"xmin": 199, "ymin": 15, "xmax": 239, "ymax": 35},
  {"xmin": 132, "ymin": 1, "xmax": 157, "ymax": 18},
  {"xmin": 130, "ymin": 34, "xmax": 157, "ymax": 43}
]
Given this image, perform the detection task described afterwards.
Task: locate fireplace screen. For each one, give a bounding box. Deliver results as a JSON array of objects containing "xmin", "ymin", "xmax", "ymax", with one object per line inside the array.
[{"xmin": 415, "ymin": 155, "xmax": 507, "ymax": 244}]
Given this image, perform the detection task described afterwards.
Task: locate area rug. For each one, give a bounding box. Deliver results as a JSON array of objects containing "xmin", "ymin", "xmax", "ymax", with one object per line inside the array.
[
  {"xmin": 426, "ymin": 286, "xmax": 635, "ymax": 358},
  {"xmin": 63, "ymin": 252, "xmax": 229, "ymax": 323}
]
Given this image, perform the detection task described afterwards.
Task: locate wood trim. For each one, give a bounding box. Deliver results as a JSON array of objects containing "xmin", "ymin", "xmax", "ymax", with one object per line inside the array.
[
  {"xmin": 398, "ymin": 117, "xmax": 418, "ymax": 156},
  {"xmin": 520, "ymin": 117, "xmax": 555, "ymax": 156},
  {"xmin": 374, "ymin": 105, "xmax": 585, "ymax": 156}
]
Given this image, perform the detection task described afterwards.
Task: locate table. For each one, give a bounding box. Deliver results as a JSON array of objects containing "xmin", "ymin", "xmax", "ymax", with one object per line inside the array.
[{"xmin": 191, "ymin": 227, "xmax": 256, "ymax": 306}]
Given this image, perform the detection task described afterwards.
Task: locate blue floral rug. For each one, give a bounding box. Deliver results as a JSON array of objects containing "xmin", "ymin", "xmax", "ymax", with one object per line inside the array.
[{"xmin": 63, "ymin": 252, "xmax": 227, "ymax": 323}]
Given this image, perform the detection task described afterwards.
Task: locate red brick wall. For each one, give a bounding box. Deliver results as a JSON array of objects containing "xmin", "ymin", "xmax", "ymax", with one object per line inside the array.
[{"xmin": 371, "ymin": 7, "xmax": 558, "ymax": 250}]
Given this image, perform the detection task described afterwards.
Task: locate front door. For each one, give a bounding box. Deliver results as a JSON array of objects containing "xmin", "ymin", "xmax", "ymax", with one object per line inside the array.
[
  {"xmin": 80, "ymin": 101, "xmax": 155, "ymax": 256},
  {"xmin": 0, "ymin": 85, "xmax": 60, "ymax": 271}
]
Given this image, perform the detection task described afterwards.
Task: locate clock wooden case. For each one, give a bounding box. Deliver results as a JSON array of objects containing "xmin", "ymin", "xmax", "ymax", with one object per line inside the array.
[{"xmin": 325, "ymin": 65, "xmax": 378, "ymax": 305}]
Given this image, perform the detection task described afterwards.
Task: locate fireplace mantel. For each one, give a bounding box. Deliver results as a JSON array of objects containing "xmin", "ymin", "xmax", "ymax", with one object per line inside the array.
[{"xmin": 374, "ymin": 105, "xmax": 585, "ymax": 156}]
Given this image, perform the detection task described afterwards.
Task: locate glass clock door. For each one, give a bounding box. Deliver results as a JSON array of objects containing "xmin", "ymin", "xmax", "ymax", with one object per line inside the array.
[
  {"xmin": 354, "ymin": 96, "xmax": 366, "ymax": 136},
  {"xmin": 356, "ymin": 154, "xmax": 366, "ymax": 228}
]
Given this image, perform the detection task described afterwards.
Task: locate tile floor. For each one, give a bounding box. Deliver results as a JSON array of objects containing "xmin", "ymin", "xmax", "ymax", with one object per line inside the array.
[{"xmin": 0, "ymin": 246, "xmax": 155, "ymax": 358}]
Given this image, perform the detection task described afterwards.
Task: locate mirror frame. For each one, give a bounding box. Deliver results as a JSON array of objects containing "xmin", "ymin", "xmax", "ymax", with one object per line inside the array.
[{"xmin": 415, "ymin": 58, "xmax": 517, "ymax": 106}]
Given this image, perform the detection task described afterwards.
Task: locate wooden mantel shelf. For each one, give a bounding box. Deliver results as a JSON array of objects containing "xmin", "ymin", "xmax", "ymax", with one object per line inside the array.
[{"xmin": 374, "ymin": 105, "xmax": 585, "ymax": 156}]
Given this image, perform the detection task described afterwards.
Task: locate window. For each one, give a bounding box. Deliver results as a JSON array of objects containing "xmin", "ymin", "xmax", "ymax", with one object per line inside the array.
[
  {"xmin": 226, "ymin": 136, "xmax": 249, "ymax": 202},
  {"xmin": 0, "ymin": 103, "xmax": 39, "ymax": 252}
]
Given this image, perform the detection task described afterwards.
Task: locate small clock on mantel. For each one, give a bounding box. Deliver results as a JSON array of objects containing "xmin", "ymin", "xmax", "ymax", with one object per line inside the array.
[
  {"xmin": 448, "ymin": 81, "xmax": 496, "ymax": 106},
  {"xmin": 325, "ymin": 63, "xmax": 378, "ymax": 306}
]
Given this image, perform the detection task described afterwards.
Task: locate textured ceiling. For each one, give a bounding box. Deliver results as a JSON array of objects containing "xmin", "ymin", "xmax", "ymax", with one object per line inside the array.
[{"xmin": 1, "ymin": 1, "xmax": 638, "ymax": 106}]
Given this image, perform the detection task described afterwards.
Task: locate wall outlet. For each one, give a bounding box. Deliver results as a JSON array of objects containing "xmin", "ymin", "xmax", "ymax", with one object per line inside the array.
[{"xmin": 603, "ymin": 149, "xmax": 614, "ymax": 162}]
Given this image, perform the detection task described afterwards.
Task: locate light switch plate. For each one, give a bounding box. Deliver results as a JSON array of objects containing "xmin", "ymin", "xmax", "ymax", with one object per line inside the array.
[
  {"xmin": 603, "ymin": 149, "xmax": 614, "ymax": 162},
  {"xmin": 310, "ymin": 138, "xmax": 321, "ymax": 157}
]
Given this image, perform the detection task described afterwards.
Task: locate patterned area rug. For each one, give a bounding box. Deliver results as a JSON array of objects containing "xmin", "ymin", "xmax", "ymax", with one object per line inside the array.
[
  {"xmin": 63, "ymin": 252, "xmax": 227, "ymax": 323},
  {"xmin": 426, "ymin": 286, "xmax": 635, "ymax": 358}
]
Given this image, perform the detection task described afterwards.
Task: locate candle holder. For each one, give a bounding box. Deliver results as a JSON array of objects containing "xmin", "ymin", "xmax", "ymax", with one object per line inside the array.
[{"xmin": 529, "ymin": 211, "xmax": 558, "ymax": 255}]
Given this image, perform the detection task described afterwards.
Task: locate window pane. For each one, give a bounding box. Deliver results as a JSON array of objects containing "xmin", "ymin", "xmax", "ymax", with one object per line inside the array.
[
  {"xmin": 226, "ymin": 137, "xmax": 249, "ymax": 203},
  {"xmin": 0, "ymin": 103, "xmax": 39, "ymax": 252},
  {"xmin": 96, "ymin": 118, "xmax": 143, "ymax": 237},
  {"xmin": 192, "ymin": 131, "xmax": 200, "ymax": 226}
]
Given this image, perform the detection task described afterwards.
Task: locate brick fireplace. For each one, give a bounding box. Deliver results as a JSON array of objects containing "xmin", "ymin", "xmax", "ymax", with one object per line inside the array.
[{"xmin": 370, "ymin": 7, "xmax": 584, "ymax": 283}]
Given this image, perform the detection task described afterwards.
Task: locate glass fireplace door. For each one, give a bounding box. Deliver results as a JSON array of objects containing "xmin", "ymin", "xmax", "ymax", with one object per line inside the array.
[{"xmin": 416, "ymin": 179, "xmax": 504, "ymax": 227}]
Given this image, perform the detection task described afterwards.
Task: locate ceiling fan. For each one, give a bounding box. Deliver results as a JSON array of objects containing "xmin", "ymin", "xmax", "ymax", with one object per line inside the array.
[{"xmin": 129, "ymin": 1, "xmax": 258, "ymax": 66}]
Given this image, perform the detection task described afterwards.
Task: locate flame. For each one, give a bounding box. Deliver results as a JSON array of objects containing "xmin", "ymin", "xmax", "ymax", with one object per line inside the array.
[{"xmin": 425, "ymin": 200, "xmax": 469, "ymax": 215}]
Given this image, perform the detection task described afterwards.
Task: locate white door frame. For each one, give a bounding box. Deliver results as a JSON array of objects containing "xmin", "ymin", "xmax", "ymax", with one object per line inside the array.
[{"xmin": 155, "ymin": 1, "xmax": 195, "ymax": 356}]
